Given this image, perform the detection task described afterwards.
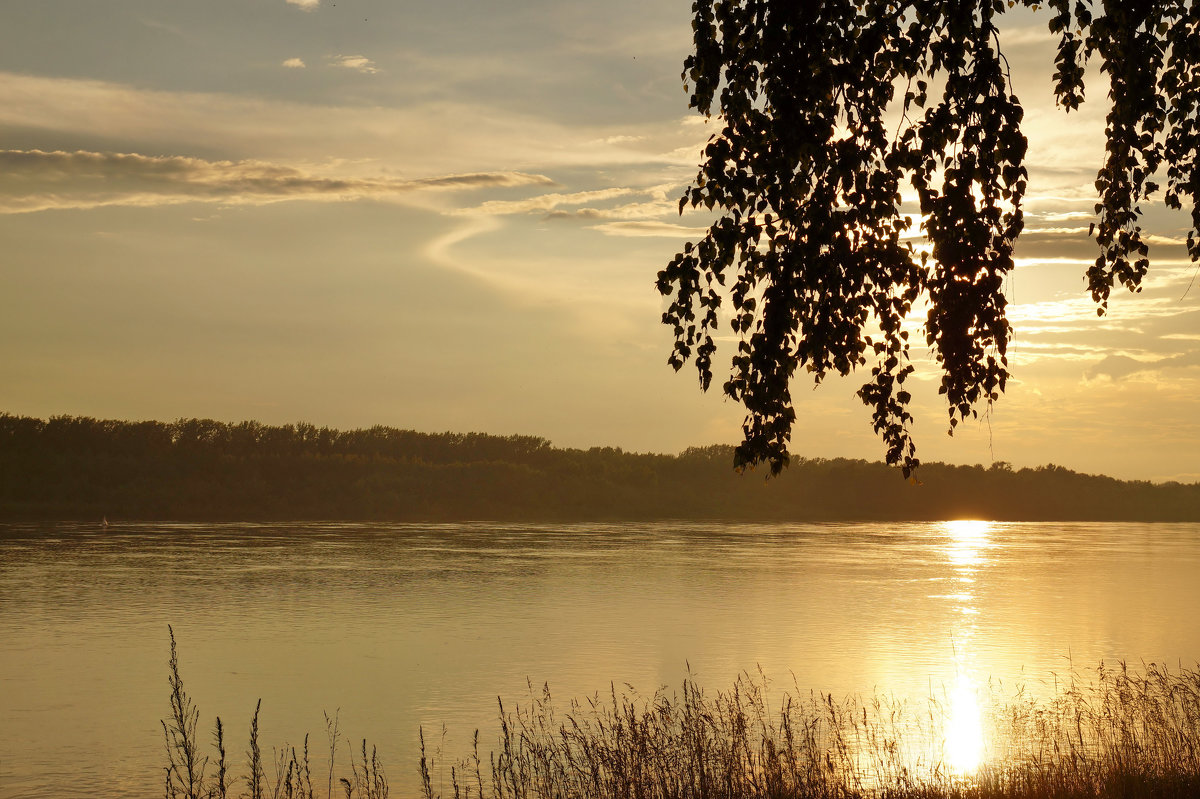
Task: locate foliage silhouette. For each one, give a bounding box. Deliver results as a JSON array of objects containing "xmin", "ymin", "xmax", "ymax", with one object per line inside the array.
[
  {"xmin": 659, "ymin": 1, "xmax": 1200, "ymax": 477},
  {"xmin": 3, "ymin": 413, "xmax": 1200, "ymax": 522}
]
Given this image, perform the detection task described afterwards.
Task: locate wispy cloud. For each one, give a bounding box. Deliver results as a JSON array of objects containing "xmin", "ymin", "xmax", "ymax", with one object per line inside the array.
[
  {"xmin": 464, "ymin": 187, "xmax": 634, "ymax": 216},
  {"xmin": 282, "ymin": 57, "xmax": 306, "ymax": 69},
  {"xmin": 1021, "ymin": 225, "xmax": 1189, "ymax": 248},
  {"xmin": 285, "ymin": 0, "xmax": 320, "ymax": 9},
  {"xmin": 0, "ymin": 149, "xmax": 553, "ymax": 213},
  {"xmin": 461, "ymin": 184, "xmax": 692, "ymax": 226},
  {"xmin": 546, "ymin": 193, "xmax": 685, "ymax": 222},
  {"xmin": 1023, "ymin": 226, "xmax": 1092, "ymax": 236},
  {"xmin": 1028, "ymin": 210, "xmax": 1094, "ymax": 222},
  {"xmin": 1086, "ymin": 350, "xmax": 1200, "ymax": 381},
  {"xmin": 140, "ymin": 18, "xmax": 186, "ymax": 37},
  {"xmin": 331, "ymin": 55, "xmax": 378, "ymax": 74},
  {"xmin": 1012, "ymin": 295, "xmax": 1196, "ymax": 328},
  {"xmin": 591, "ymin": 221, "xmax": 708, "ymax": 238},
  {"xmin": 545, "ymin": 208, "xmax": 607, "ymax": 221},
  {"xmin": 0, "ymin": 72, "xmax": 707, "ymax": 185},
  {"xmin": 1146, "ymin": 233, "xmax": 1190, "ymax": 246},
  {"xmin": 590, "ymin": 134, "xmax": 644, "ymax": 146}
]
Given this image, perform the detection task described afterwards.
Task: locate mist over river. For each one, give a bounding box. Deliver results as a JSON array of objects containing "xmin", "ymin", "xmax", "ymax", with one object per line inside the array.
[{"xmin": 2, "ymin": 521, "xmax": 1198, "ymax": 798}]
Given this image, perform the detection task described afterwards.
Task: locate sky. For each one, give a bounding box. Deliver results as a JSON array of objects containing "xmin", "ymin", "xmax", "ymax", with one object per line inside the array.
[{"xmin": 2, "ymin": 1, "xmax": 1199, "ymax": 482}]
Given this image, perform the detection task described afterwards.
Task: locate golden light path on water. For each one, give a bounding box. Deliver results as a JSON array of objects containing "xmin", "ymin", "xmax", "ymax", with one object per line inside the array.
[{"xmin": 941, "ymin": 519, "xmax": 990, "ymax": 775}]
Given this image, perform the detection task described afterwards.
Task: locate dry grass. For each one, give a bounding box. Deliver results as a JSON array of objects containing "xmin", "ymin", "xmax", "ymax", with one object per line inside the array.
[
  {"xmin": 162, "ymin": 627, "xmax": 387, "ymax": 799},
  {"xmin": 163, "ymin": 630, "xmax": 1200, "ymax": 799}
]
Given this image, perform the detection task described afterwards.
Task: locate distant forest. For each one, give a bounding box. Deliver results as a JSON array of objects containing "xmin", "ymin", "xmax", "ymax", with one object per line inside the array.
[{"xmin": 2, "ymin": 413, "xmax": 1199, "ymax": 522}]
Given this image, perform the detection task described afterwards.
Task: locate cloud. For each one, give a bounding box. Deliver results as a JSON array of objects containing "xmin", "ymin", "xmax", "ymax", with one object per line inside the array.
[
  {"xmin": 995, "ymin": 23, "xmax": 1061, "ymax": 49},
  {"xmin": 591, "ymin": 221, "xmax": 708, "ymax": 238},
  {"xmin": 331, "ymin": 55, "xmax": 379, "ymax": 74},
  {"xmin": 1029, "ymin": 210, "xmax": 1094, "ymax": 222},
  {"xmin": 140, "ymin": 18, "xmax": 186, "ymax": 37},
  {"xmin": 0, "ymin": 149, "xmax": 554, "ymax": 213},
  {"xmin": 464, "ymin": 187, "xmax": 634, "ymax": 216},
  {"xmin": 1012, "ymin": 257, "xmax": 1095, "ymax": 268},
  {"xmin": 590, "ymin": 134, "xmax": 644, "ymax": 145},
  {"xmin": 285, "ymin": 0, "xmax": 319, "ymax": 9},
  {"xmin": 545, "ymin": 202, "xmax": 677, "ymax": 223},
  {"xmin": 0, "ymin": 72, "xmax": 709, "ymax": 186},
  {"xmin": 1145, "ymin": 233, "xmax": 1190, "ymax": 246},
  {"xmin": 545, "ymin": 208, "xmax": 607, "ymax": 221},
  {"xmin": 1085, "ymin": 354, "xmax": 1158, "ymax": 381},
  {"xmin": 1012, "ymin": 294, "xmax": 1195, "ymax": 328},
  {"xmin": 462, "ymin": 184, "xmax": 692, "ymax": 225},
  {"xmin": 282, "ymin": 58, "xmax": 306, "ymax": 69},
  {"xmin": 1086, "ymin": 350, "xmax": 1200, "ymax": 381},
  {"xmin": 1023, "ymin": 226, "xmax": 1091, "ymax": 237},
  {"xmin": 1021, "ymin": 226, "xmax": 1188, "ymax": 248}
]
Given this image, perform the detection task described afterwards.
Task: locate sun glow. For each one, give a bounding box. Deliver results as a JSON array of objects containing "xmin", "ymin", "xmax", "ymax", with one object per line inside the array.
[
  {"xmin": 944, "ymin": 519, "xmax": 991, "ymax": 567},
  {"xmin": 944, "ymin": 518, "xmax": 990, "ymax": 541}
]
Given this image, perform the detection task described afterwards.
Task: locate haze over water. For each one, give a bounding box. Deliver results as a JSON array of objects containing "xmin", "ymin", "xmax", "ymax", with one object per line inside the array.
[{"xmin": 2, "ymin": 520, "xmax": 1199, "ymax": 798}]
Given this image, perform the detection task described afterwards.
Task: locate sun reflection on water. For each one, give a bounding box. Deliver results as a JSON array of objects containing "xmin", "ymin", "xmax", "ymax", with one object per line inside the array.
[
  {"xmin": 945, "ymin": 672, "xmax": 984, "ymax": 773},
  {"xmin": 945, "ymin": 519, "xmax": 990, "ymax": 567},
  {"xmin": 939, "ymin": 519, "xmax": 992, "ymax": 776}
]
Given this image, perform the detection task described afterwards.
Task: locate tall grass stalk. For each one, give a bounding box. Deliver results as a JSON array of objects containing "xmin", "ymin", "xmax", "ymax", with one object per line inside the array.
[
  {"xmin": 248, "ymin": 699, "xmax": 264, "ymax": 799},
  {"xmin": 212, "ymin": 717, "xmax": 227, "ymax": 799},
  {"xmin": 163, "ymin": 625, "xmax": 207, "ymax": 799},
  {"xmin": 326, "ymin": 711, "xmax": 341, "ymax": 799}
]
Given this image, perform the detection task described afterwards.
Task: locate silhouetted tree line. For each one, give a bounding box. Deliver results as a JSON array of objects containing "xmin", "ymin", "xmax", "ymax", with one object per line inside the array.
[{"xmin": 2, "ymin": 413, "xmax": 1199, "ymax": 522}]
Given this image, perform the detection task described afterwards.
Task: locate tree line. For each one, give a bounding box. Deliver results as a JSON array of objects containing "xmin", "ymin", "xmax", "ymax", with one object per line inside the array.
[{"xmin": 2, "ymin": 413, "xmax": 1198, "ymax": 522}]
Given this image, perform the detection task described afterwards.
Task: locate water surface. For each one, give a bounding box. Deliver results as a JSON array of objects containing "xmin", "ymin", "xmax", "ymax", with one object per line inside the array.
[{"xmin": 2, "ymin": 521, "xmax": 1198, "ymax": 798}]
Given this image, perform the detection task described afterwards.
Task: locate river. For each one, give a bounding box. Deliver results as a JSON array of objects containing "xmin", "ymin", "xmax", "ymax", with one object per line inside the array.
[{"xmin": 2, "ymin": 521, "xmax": 1198, "ymax": 798}]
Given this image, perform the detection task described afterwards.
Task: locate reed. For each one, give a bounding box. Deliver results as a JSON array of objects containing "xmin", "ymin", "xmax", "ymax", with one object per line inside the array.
[
  {"xmin": 163, "ymin": 625, "xmax": 208, "ymax": 799},
  {"xmin": 162, "ymin": 632, "xmax": 388, "ymax": 799},
  {"xmin": 163, "ymin": 632, "xmax": 1200, "ymax": 799}
]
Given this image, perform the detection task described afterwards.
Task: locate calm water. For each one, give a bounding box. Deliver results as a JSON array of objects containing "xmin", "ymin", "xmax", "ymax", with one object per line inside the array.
[{"xmin": 2, "ymin": 521, "xmax": 1199, "ymax": 798}]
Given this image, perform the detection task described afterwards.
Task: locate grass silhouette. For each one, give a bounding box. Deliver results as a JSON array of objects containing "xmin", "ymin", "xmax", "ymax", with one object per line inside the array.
[{"xmin": 163, "ymin": 630, "xmax": 1200, "ymax": 799}]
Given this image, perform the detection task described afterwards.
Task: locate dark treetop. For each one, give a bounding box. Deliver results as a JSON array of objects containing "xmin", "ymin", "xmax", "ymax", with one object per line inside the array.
[{"xmin": 658, "ymin": 0, "xmax": 1200, "ymax": 477}]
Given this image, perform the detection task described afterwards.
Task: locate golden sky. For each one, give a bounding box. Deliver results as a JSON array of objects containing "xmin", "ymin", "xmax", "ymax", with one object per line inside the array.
[{"xmin": 2, "ymin": 2, "xmax": 1198, "ymax": 481}]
